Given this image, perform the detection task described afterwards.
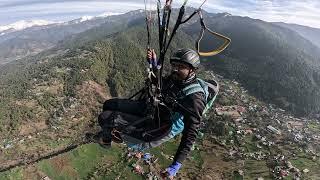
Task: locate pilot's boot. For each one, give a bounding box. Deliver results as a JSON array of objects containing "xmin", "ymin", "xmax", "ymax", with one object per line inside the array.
[{"xmin": 86, "ymin": 130, "xmax": 112, "ymax": 148}]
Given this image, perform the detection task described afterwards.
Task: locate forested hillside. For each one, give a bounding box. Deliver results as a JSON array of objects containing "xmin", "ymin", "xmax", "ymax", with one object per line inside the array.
[
  {"xmin": 1, "ymin": 8, "xmax": 320, "ymax": 137},
  {"xmin": 274, "ymin": 22, "xmax": 320, "ymax": 49},
  {"xmin": 0, "ymin": 17, "xmax": 194, "ymax": 137},
  {"xmin": 183, "ymin": 11, "xmax": 320, "ymax": 116}
]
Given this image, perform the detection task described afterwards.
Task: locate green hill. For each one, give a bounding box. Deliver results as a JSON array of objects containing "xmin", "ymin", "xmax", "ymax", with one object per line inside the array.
[{"xmin": 183, "ymin": 11, "xmax": 320, "ymax": 116}]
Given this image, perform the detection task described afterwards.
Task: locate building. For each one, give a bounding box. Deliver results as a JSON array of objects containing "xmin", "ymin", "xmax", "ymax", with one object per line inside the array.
[{"xmin": 267, "ymin": 125, "xmax": 281, "ymax": 135}]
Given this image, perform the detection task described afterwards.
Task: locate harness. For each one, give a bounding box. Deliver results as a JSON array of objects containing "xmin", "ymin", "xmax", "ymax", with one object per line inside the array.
[
  {"xmin": 140, "ymin": 0, "xmax": 230, "ymax": 126},
  {"xmin": 125, "ymin": 77, "xmax": 219, "ymax": 151},
  {"xmin": 124, "ymin": 0, "xmax": 228, "ymax": 149}
]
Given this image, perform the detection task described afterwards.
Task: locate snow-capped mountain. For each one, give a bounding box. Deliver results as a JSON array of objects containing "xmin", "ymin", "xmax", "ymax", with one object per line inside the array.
[
  {"xmin": 64, "ymin": 12, "xmax": 122, "ymax": 25},
  {"xmin": 0, "ymin": 12, "xmax": 123, "ymax": 35},
  {"xmin": 66, "ymin": 16, "xmax": 95, "ymax": 25},
  {"xmin": 0, "ymin": 11, "xmax": 132, "ymax": 64},
  {"xmin": 97, "ymin": 12, "xmax": 122, "ymax": 18},
  {"xmin": 210, "ymin": 12, "xmax": 232, "ymax": 18},
  {"xmin": 0, "ymin": 20, "xmax": 58, "ymax": 34}
]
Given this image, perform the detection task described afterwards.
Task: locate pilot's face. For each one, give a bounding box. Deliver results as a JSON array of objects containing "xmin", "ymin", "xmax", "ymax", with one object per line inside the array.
[{"xmin": 170, "ymin": 61, "xmax": 193, "ymax": 80}]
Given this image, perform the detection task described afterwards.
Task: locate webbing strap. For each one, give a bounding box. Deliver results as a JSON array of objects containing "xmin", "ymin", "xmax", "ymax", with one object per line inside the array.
[{"xmin": 183, "ymin": 84, "xmax": 205, "ymax": 97}]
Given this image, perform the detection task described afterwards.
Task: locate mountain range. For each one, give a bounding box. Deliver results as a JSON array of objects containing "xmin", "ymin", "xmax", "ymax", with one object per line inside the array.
[
  {"xmin": 274, "ymin": 22, "xmax": 320, "ymax": 49},
  {"xmin": 0, "ymin": 7, "xmax": 320, "ymax": 179},
  {"xmin": 0, "ymin": 7, "xmax": 320, "ymax": 138},
  {"xmin": 0, "ymin": 12, "xmax": 125, "ymax": 64},
  {"xmin": 0, "ymin": 8, "xmax": 320, "ymax": 124}
]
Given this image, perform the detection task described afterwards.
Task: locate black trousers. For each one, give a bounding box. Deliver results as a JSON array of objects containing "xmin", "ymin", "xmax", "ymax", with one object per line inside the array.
[
  {"xmin": 98, "ymin": 98, "xmax": 172, "ymax": 142},
  {"xmin": 98, "ymin": 98, "xmax": 149, "ymax": 140}
]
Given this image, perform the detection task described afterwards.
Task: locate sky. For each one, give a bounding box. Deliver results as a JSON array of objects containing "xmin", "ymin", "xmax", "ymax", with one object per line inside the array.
[{"xmin": 0, "ymin": 0, "xmax": 319, "ymax": 28}]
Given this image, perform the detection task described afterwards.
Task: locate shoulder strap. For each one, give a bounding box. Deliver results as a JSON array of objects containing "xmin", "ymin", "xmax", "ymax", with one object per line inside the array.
[
  {"xmin": 180, "ymin": 78, "xmax": 219, "ymax": 116},
  {"xmin": 196, "ymin": 78, "xmax": 209, "ymax": 97},
  {"xmin": 182, "ymin": 83, "xmax": 204, "ymax": 96},
  {"xmin": 206, "ymin": 79, "xmax": 219, "ymax": 102},
  {"xmin": 182, "ymin": 78, "xmax": 209, "ymax": 100}
]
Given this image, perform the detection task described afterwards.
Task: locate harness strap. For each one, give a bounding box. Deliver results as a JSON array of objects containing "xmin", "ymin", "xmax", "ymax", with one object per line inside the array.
[{"xmin": 182, "ymin": 83, "xmax": 205, "ymax": 97}]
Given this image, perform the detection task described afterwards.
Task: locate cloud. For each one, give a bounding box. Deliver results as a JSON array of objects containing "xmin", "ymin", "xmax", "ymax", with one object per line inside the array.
[
  {"xmin": 0, "ymin": 1, "xmax": 145, "ymax": 25},
  {"xmin": 0, "ymin": 0, "xmax": 140, "ymax": 8},
  {"xmin": 204, "ymin": 0, "xmax": 320, "ymax": 28},
  {"xmin": 0, "ymin": 0, "xmax": 319, "ymax": 28}
]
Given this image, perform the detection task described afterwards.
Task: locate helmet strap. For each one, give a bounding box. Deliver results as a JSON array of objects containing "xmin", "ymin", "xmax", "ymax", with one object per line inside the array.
[{"xmin": 183, "ymin": 69, "xmax": 195, "ymax": 83}]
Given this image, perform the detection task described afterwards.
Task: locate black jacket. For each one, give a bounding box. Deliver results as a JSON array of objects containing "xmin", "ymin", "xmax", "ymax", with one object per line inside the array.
[{"xmin": 162, "ymin": 75, "xmax": 206, "ymax": 163}]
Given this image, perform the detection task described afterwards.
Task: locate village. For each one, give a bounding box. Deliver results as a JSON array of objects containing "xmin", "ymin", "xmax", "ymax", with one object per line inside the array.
[
  {"xmin": 1, "ymin": 74, "xmax": 319, "ymax": 179},
  {"xmin": 211, "ymin": 75, "xmax": 320, "ymax": 179}
]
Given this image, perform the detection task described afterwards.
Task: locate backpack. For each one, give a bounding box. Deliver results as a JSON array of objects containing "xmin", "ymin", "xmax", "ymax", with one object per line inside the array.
[
  {"xmin": 182, "ymin": 78, "xmax": 219, "ymax": 117},
  {"xmin": 169, "ymin": 78, "xmax": 219, "ymax": 137}
]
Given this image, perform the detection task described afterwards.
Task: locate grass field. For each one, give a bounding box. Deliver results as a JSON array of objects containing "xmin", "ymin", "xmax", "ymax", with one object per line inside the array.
[{"xmin": 244, "ymin": 159, "xmax": 271, "ymax": 179}]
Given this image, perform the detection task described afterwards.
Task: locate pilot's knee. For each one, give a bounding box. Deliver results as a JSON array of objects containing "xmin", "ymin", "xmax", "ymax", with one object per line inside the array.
[
  {"xmin": 103, "ymin": 99, "xmax": 119, "ymax": 111},
  {"xmin": 98, "ymin": 110, "xmax": 114, "ymax": 127}
]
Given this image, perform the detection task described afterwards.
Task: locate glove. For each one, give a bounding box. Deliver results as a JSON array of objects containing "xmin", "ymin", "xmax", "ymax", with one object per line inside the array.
[{"xmin": 162, "ymin": 161, "xmax": 182, "ymax": 178}]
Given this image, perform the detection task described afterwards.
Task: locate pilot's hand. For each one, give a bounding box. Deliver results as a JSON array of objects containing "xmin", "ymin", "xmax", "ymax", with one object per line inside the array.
[
  {"xmin": 160, "ymin": 161, "xmax": 182, "ymax": 179},
  {"xmin": 163, "ymin": 96, "xmax": 176, "ymax": 109},
  {"xmin": 147, "ymin": 49, "xmax": 157, "ymax": 67}
]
